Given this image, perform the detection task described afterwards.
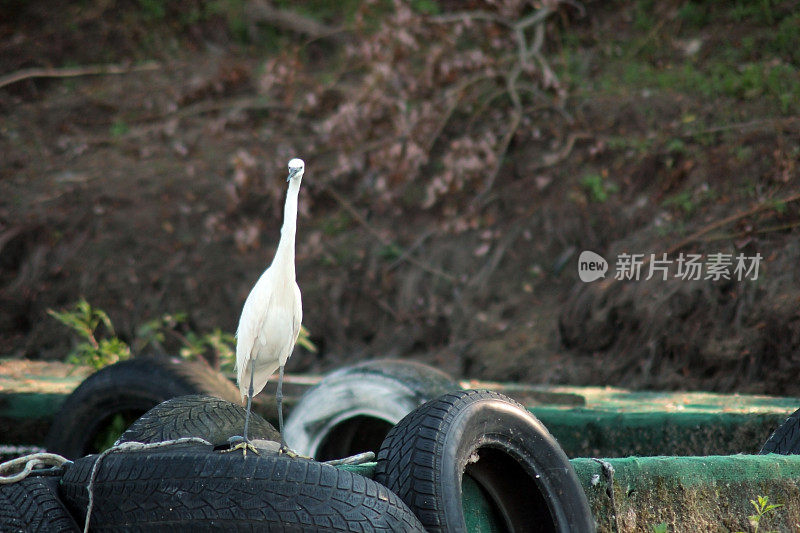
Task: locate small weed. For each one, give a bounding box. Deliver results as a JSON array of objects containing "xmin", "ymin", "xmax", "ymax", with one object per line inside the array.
[
  {"xmin": 48, "ymin": 299, "xmax": 131, "ymax": 369},
  {"xmin": 580, "ymin": 173, "xmax": 618, "ymax": 203},
  {"xmin": 664, "ymin": 191, "xmax": 694, "ymax": 213},
  {"xmin": 734, "ymin": 495, "xmax": 783, "ymax": 533},
  {"xmin": 92, "ymin": 413, "xmax": 130, "ymax": 451},
  {"xmin": 410, "ymin": 0, "xmax": 440, "ymax": 15},
  {"xmin": 665, "ymin": 138, "xmax": 686, "ymax": 154},
  {"xmin": 137, "ymin": 0, "xmax": 166, "ymax": 20},
  {"xmin": 110, "ymin": 119, "xmax": 130, "ymax": 137},
  {"xmin": 734, "ymin": 145, "xmax": 753, "ymax": 162},
  {"xmin": 771, "ymin": 200, "xmax": 787, "ymax": 215},
  {"xmin": 652, "ymin": 523, "xmax": 668, "ymax": 533},
  {"xmin": 663, "ymin": 186, "xmax": 715, "ymax": 216},
  {"xmin": 378, "ymin": 242, "xmax": 403, "ymax": 261},
  {"xmin": 677, "ymin": 2, "xmax": 709, "ymax": 27},
  {"xmin": 51, "ymin": 300, "xmax": 316, "ymax": 371}
]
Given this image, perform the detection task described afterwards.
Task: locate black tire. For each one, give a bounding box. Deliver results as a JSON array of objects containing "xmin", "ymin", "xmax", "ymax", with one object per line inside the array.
[
  {"xmin": 117, "ymin": 394, "xmax": 280, "ymax": 448},
  {"xmin": 60, "ymin": 444, "xmax": 425, "ymax": 532},
  {"xmin": 284, "ymin": 359, "xmax": 460, "ymax": 460},
  {"xmin": 0, "ymin": 473, "xmax": 80, "ymax": 532},
  {"xmin": 374, "ymin": 389, "xmax": 595, "ymax": 533},
  {"xmin": 760, "ymin": 407, "xmax": 800, "ymax": 454},
  {"xmin": 46, "ymin": 356, "xmax": 240, "ymax": 459}
]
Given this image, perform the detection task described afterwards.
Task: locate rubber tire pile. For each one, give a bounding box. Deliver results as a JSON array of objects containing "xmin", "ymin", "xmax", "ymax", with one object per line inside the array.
[{"xmin": 3, "ymin": 359, "xmax": 598, "ymax": 532}]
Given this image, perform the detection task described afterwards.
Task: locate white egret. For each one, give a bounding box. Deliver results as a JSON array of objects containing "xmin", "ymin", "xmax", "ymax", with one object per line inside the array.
[{"xmin": 231, "ymin": 157, "xmax": 304, "ymax": 456}]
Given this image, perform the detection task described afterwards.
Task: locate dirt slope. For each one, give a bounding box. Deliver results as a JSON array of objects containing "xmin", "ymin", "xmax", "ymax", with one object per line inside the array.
[{"xmin": 1, "ymin": 0, "xmax": 799, "ymax": 395}]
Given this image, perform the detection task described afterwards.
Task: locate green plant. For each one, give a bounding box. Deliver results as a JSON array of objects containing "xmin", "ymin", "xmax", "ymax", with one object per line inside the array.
[
  {"xmin": 580, "ymin": 173, "xmax": 618, "ymax": 203},
  {"xmin": 137, "ymin": 0, "xmax": 166, "ymax": 20},
  {"xmin": 734, "ymin": 495, "xmax": 783, "ymax": 533},
  {"xmin": 51, "ymin": 300, "xmax": 317, "ymax": 372},
  {"xmin": 652, "ymin": 523, "xmax": 668, "ymax": 533},
  {"xmin": 663, "ymin": 190, "xmax": 695, "ymax": 214},
  {"xmin": 48, "ymin": 299, "xmax": 131, "ymax": 369},
  {"xmin": 110, "ymin": 119, "xmax": 130, "ymax": 137}
]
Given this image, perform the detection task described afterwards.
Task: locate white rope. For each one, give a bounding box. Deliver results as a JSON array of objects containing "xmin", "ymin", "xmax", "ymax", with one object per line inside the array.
[
  {"xmin": 0, "ymin": 452, "xmax": 70, "ymax": 484},
  {"xmin": 322, "ymin": 451, "xmax": 375, "ymax": 466},
  {"xmin": 83, "ymin": 437, "xmax": 212, "ymax": 533},
  {"xmin": 2, "ymin": 439, "xmax": 374, "ymax": 531},
  {"xmin": 0, "ymin": 444, "xmax": 46, "ymax": 457}
]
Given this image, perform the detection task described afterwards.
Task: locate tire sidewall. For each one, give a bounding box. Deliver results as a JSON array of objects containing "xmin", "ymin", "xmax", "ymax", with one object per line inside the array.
[
  {"xmin": 46, "ymin": 356, "xmax": 239, "ymax": 458},
  {"xmin": 442, "ymin": 399, "xmax": 586, "ymax": 531},
  {"xmin": 285, "ymin": 360, "xmax": 459, "ymax": 457},
  {"xmin": 287, "ymin": 372, "xmax": 427, "ymax": 454}
]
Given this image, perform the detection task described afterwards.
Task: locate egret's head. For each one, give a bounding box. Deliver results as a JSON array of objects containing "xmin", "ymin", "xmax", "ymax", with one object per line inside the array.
[{"xmin": 287, "ymin": 158, "xmax": 305, "ymax": 182}]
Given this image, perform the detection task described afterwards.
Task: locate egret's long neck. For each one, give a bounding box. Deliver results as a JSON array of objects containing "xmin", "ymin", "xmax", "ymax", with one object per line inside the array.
[{"xmin": 272, "ymin": 177, "xmax": 301, "ymax": 279}]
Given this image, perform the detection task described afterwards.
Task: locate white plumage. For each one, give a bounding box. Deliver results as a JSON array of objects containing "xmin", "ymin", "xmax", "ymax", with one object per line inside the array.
[{"xmin": 233, "ymin": 157, "xmax": 304, "ymax": 454}]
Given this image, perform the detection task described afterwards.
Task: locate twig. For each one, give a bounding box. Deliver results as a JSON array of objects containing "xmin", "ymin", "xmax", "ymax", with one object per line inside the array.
[
  {"xmin": 0, "ymin": 62, "xmax": 160, "ymax": 90},
  {"xmin": 244, "ymin": 1, "xmax": 345, "ymax": 42},
  {"xmin": 536, "ymin": 132, "xmax": 592, "ymax": 168},
  {"xmin": 666, "ymin": 192, "xmax": 800, "ymax": 255},
  {"xmin": 680, "ymin": 116, "xmax": 800, "ymax": 138},
  {"xmin": 424, "ymin": 73, "xmax": 493, "ymax": 154},
  {"xmin": 472, "ymin": 106, "xmax": 522, "ymax": 208},
  {"xmin": 318, "ymin": 184, "xmax": 458, "ymax": 282},
  {"xmin": 700, "ymin": 220, "xmax": 800, "ymax": 243},
  {"xmin": 388, "ymin": 228, "xmax": 436, "ymax": 270},
  {"xmin": 168, "ymin": 96, "xmax": 282, "ymax": 120},
  {"xmin": 428, "ymin": 10, "xmax": 510, "ymax": 27},
  {"xmin": 468, "ymin": 225, "xmax": 523, "ymax": 292}
]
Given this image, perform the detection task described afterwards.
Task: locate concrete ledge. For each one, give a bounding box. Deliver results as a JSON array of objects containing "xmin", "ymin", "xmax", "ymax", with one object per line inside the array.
[
  {"xmin": 526, "ymin": 387, "xmax": 798, "ymax": 457},
  {"xmin": 573, "ymin": 454, "xmax": 800, "ymax": 532}
]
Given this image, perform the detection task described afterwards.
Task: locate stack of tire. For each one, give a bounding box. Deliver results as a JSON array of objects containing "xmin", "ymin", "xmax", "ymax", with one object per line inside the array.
[{"xmin": 2, "ymin": 357, "xmax": 596, "ymax": 532}]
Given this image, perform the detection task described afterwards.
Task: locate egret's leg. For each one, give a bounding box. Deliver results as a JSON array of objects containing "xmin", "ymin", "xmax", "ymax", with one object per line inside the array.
[
  {"xmin": 243, "ymin": 364, "xmax": 255, "ymax": 442},
  {"xmin": 226, "ymin": 363, "xmax": 259, "ymax": 456},
  {"xmin": 277, "ymin": 364, "xmax": 286, "ymax": 448},
  {"xmin": 276, "ymin": 365, "xmax": 297, "ymax": 456}
]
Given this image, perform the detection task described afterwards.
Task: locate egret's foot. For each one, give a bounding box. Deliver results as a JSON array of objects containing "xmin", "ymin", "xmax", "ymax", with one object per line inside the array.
[
  {"xmin": 278, "ymin": 441, "xmax": 299, "ymax": 458},
  {"xmin": 225, "ymin": 436, "xmax": 260, "ymax": 457}
]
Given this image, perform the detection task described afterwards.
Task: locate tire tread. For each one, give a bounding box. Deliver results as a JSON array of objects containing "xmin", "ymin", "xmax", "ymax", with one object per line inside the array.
[
  {"xmin": 0, "ymin": 475, "xmax": 79, "ymax": 532},
  {"xmin": 760, "ymin": 407, "xmax": 800, "ymax": 454},
  {"xmin": 61, "ymin": 447, "xmax": 424, "ymax": 532}
]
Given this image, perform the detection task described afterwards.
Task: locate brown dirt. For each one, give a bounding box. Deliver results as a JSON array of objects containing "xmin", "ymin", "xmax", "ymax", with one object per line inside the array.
[{"xmin": 1, "ymin": 1, "xmax": 799, "ymax": 396}]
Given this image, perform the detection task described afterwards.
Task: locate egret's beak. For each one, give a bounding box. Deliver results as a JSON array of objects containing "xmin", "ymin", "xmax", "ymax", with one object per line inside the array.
[{"xmin": 287, "ymin": 168, "xmax": 299, "ymax": 182}]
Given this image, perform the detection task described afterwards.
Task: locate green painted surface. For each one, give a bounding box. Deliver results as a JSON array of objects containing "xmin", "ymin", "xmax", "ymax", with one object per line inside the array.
[
  {"xmin": 526, "ymin": 387, "xmax": 798, "ymax": 457},
  {"xmin": 572, "ymin": 454, "xmax": 800, "ymax": 532},
  {"xmin": 342, "ymin": 455, "xmax": 800, "ymax": 532},
  {"xmin": 462, "ymin": 474, "xmax": 503, "ymax": 532},
  {"xmin": 0, "ymin": 393, "xmax": 66, "ymax": 420}
]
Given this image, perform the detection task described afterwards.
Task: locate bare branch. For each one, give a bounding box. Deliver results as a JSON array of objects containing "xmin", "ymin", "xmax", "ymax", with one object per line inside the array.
[
  {"xmin": 0, "ymin": 62, "xmax": 160, "ymax": 90},
  {"xmin": 317, "ymin": 184, "xmax": 458, "ymax": 283},
  {"xmin": 428, "ymin": 10, "xmax": 510, "ymax": 27},
  {"xmin": 244, "ymin": 1, "xmax": 346, "ymax": 41}
]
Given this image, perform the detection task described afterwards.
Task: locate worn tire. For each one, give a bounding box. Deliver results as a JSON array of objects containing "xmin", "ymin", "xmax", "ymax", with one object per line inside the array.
[
  {"xmin": 760, "ymin": 407, "xmax": 800, "ymax": 454},
  {"xmin": 0, "ymin": 473, "xmax": 79, "ymax": 532},
  {"xmin": 60, "ymin": 444, "xmax": 425, "ymax": 532},
  {"xmin": 117, "ymin": 394, "xmax": 280, "ymax": 447},
  {"xmin": 46, "ymin": 356, "xmax": 240, "ymax": 459},
  {"xmin": 374, "ymin": 389, "xmax": 595, "ymax": 533},
  {"xmin": 284, "ymin": 359, "xmax": 459, "ymax": 460}
]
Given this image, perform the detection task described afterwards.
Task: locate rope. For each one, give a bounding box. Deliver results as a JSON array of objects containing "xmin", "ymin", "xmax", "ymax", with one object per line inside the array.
[
  {"xmin": 0, "ymin": 452, "xmax": 70, "ymax": 484},
  {"xmin": 0, "ymin": 444, "xmax": 46, "ymax": 457},
  {"xmin": 322, "ymin": 451, "xmax": 375, "ymax": 466},
  {"xmin": 83, "ymin": 437, "xmax": 212, "ymax": 533},
  {"xmin": 2, "ymin": 439, "xmax": 373, "ymax": 531}
]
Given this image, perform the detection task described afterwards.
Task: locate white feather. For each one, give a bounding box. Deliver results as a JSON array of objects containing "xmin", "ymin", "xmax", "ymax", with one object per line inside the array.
[{"xmin": 235, "ymin": 158, "xmax": 304, "ymax": 401}]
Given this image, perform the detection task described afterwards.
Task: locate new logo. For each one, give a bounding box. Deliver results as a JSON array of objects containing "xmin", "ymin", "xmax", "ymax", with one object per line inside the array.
[{"xmin": 578, "ymin": 251, "xmax": 608, "ymax": 282}]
